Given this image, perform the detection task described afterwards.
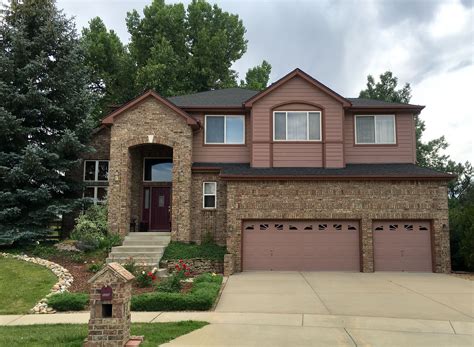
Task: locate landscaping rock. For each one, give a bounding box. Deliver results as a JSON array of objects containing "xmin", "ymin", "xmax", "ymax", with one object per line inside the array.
[
  {"xmin": 54, "ymin": 241, "xmax": 81, "ymax": 252},
  {"xmin": 161, "ymin": 258, "xmax": 224, "ymax": 275},
  {"xmin": 1, "ymin": 252, "xmax": 74, "ymax": 314}
]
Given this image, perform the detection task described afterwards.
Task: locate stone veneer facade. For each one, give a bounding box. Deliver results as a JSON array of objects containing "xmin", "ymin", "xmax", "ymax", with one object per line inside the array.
[
  {"xmin": 190, "ymin": 172, "xmax": 227, "ymax": 245},
  {"xmin": 83, "ymin": 95, "xmax": 452, "ymax": 275},
  {"xmin": 107, "ymin": 98, "xmax": 192, "ymax": 241},
  {"xmin": 225, "ymin": 179, "xmax": 451, "ymax": 273}
]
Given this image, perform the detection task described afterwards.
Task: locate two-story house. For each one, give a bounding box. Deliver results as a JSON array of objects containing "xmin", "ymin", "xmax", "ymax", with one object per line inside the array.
[{"xmin": 78, "ymin": 68, "xmax": 453, "ymax": 275}]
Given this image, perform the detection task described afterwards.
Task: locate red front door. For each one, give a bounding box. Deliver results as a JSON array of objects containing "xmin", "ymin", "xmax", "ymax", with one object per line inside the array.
[{"xmin": 146, "ymin": 187, "xmax": 171, "ymax": 231}]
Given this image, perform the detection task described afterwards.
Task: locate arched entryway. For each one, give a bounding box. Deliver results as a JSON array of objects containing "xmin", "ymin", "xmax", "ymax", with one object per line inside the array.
[{"xmin": 129, "ymin": 144, "xmax": 173, "ymax": 232}]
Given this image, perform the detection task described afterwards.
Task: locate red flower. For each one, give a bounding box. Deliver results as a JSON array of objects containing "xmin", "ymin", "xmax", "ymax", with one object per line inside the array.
[
  {"xmin": 175, "ymin": 264, "xmax": 180, "ymax": 270},
  {"xmin": 182, "ymin": 263, "xmax": 187, "ymax": 269},
  {"xmin": 184, "ymin": 271, "xmax": 190, "ymax": 277},
  {"xmin": 151, "ymin": 275, "xmax": 157, "ymax": 280}
]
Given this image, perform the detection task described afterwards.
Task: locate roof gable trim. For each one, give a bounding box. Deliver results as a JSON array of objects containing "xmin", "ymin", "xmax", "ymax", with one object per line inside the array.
[
  {"xmin": 244, "ymin": 69, "xmax": 351, "ymax": 107},
  {"xmin": 101, "ymin": 90, "xmax": 199, "ymax": 128}
]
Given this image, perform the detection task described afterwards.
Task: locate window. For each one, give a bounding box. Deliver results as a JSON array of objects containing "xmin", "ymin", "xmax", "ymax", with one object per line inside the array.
[
  {"xmin": 355, "ymin": 115, "xmax": 396, "ymax": 144},
  {"xmin": 203, "ymin": 182, "xmax": 217, "ymax": 209},
  {"xmin": 144, "ymin": 158, "xmax": 173, "ymax": 182},
  {"xmin": 84, "ymin": 186, "xmax": 108, "ymax": 204},
  {"xmin": 84, "ymin": 160, "xmax": 109, "ymax": 181},
  {"xmin": 205, "ymin": 115, "xmax": 245, "ymax": 144},
  {"xmin": 273, "ymin": 111, "xmax": 321, "ymax": 141}
]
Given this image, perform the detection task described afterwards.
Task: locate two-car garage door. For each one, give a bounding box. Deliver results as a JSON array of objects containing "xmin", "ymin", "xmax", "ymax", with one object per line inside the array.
[
  {"xmin": 242, "ymin": 220, "xmax": 433, "ymax": 272},
  {"xmin": 242, "ymin": 220, "xmax": 360, "ymax": 271}
]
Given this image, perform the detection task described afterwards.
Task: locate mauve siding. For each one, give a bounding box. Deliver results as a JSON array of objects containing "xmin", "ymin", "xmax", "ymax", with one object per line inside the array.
[
  {"xmin": 325, "ymin": 143, "xmax": 344, "ymax": 167},
  {"xmin": 192, "ymin": 113, "xmax": 251, "ymax": 163},
  {"xmin": 272, "ymin": 143, "xmax": 323, "ymax": 167},
  {"xmin": 252, "ymin": 143, "xmax": 271, "ymax": 167},
  {"xmin": 344, "ymin": 113, "xmax": 416, "ymax": 164},
  {"xmin": 250, "ymin": 76, "xmax": 344, "ymax": 168}
]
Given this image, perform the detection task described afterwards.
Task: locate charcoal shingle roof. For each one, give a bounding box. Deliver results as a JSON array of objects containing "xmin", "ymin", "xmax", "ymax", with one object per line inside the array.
[
  {"xmin": 168, "ymin": 88, "xmax": 259, "ymax": 108},
  {"xmin": 192, "ymin": 163, "xmax": 454, "ymax": 180},
  {"xmin": 166, "ymin": 88, "xmax": 423, "ymax": 109},
  {"xmin": 347, "ymin": 98, "xmax": 423, "ymax": 108}
]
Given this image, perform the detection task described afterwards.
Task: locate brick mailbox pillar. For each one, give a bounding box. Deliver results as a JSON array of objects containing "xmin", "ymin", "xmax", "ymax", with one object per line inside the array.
[{"xmin": 85, "ymin": 262, "xmax": 142, "ymax": 347}]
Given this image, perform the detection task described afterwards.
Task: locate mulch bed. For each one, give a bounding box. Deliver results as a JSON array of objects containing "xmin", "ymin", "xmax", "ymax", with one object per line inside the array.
[
  {"xmin": 49, "ymin": 257, "xmax": 92, "ymax": 293},
  {"xmin": 48, "ymin": 255, "xmax": 193, "ymax": 295}
]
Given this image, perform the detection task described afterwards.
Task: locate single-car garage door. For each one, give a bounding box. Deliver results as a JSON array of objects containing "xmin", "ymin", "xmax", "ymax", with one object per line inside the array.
[
  {"xmin": 373, "ymin": 221, "xmax": 432, "ymax": 272},
  {"xmin": 242, "ymin": 220, "xmax": 360, "ymax": 271}
]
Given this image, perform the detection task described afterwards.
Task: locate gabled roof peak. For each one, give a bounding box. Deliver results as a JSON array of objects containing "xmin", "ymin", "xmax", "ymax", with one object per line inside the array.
[
  {"xmin": 244, "ymin": 68, "xmax": 351, "ymax": 107},
  {"xmin": 101, "ymin": 90, "xmax": 199, "ymax": 128}
]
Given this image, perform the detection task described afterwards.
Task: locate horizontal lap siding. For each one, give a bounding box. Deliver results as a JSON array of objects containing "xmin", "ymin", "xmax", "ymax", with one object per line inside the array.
[
  {"xmin": 344, "ymin": 113, "xmax": 416, "ymax": 164},
  {"xmin": 251, "ymin": 76, "xmax": 344, "ymax": 167},
  {"xmin": 273, "ymin": 143, "xmax": 322, "ymax": 167},
  {"xmin": 252, "ymin": 143, "xmax": 271, "ymax": 167},
  {"xmin": 192, "ymin": 114, "xmax": 251, "ymax": 163}
]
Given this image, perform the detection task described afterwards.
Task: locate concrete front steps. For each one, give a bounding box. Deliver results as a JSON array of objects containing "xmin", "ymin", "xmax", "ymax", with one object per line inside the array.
[{"xmin": 106, "ymin": 232, "xmax": 171, "ymax": 271}]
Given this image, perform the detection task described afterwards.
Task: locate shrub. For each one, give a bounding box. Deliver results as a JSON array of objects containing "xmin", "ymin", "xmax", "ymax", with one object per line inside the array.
[
  {"xmin": 193, "ymin": 273, "xmax": 222, "ymax": 284},
  {"xmin": 132, "ymin": 273, "xmax": 223, "ymax": 311},
  {"xmin": 48, "ymin": 292, "xmax": 89, "ymax": 311},
  {"xmin": 69, "ymin": 253, "xmax": 85, "ymax": 263},
  {"xmin": 99, "ymin": 234, "xmax": 122, "ymax": 252},
  {"xmin": 87, "ymin": 262, "xmax": 103, "ymax": 273},
  {"xmin": 123, "ymin": 257, "xmax": 137, "ymax": 275},
  {"xmin": 156, "ymin": 260, "xmax": 192, "ymax": 293},
  {"xmin": 136, "ymin": 268, "xmax": 158, "ymax": 288},
  {"xmin": 156, "ymin": 275, "xmax": 182, "ymax": 293},
  {"xmin": 71, "ymin": 204, "xmax": 108, "ymax": 251},
  {"xmin": 162, "ymin": 242, "xmax": 226, "ymax": 261}
]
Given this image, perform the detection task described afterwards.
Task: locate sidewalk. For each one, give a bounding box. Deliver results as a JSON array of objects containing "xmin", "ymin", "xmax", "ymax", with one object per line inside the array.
[
  {"xmin": 0, "ymin": 311, "xmax": 473, "ymax": 335},
  {"xmin": 2, "ymin": 312, "xmax": 472, "ymax": 346}
]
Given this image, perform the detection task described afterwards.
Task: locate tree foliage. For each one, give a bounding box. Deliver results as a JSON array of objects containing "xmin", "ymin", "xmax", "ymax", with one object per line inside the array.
[
  {"xmin": 126, "ymin": 0, "xmax": 247, "ymax": 96},
  {"xmin": 81, "ymin": 17, "xmax": 136, "ymax": 120},
  {"xmin": 240, "ymin": 60, "xmax": 271, "ymax": 90},
  {"xmin": 83, "ymin": 0, "xmax": 270, "ymax": 118},
  {"xmin": 0, "ymin": 0, "xmax": 94, "ymax": 244},
  {"xmin": 359, "ymin": 71, "xmax": 473, "ymax": 270}
]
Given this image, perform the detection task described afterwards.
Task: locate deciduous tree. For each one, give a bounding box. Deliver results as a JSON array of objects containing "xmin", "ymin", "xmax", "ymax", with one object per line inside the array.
[{"xmin": 240, "ymin": 60, "xmax": 271, "ymax": 90}]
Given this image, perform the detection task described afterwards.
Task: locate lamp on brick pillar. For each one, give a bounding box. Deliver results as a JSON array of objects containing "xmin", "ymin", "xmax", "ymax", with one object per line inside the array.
[{"xmin": 84, "ymin": 263, "xmax": 143, "ymax": 347}]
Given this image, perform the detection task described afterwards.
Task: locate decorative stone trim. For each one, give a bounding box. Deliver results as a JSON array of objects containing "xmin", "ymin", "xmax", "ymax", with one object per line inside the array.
[
  {"xmin": 224, "ymin": 254, "xmax": 234, "ymax": 276},
  {"xmin": 0, "ymin": 253, "xmax": 74, "ymax": 314},
  {"xmin": 161, "ymin": 258, "xmax": 224, "ymax": 275}
]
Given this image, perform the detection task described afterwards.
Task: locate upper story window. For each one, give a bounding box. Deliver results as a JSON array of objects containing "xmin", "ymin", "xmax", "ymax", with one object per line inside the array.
[
  {"xmin": 355, "ymin": 115, "xmax": 396, "ymax": 144},
  {"xmin": 205, "ymin": 115, "xmax": 245, "ymax": 144},
  {"xmin": 273, "ymin": 111, "xmax": 321, "ymax": 141},
  {"xmin": 144, "ymin": 158, "xmax": 173, "ymax": 182},
  {"xmin": 84, "ymin": 160, "xmax": 109, "ymax": 181}
]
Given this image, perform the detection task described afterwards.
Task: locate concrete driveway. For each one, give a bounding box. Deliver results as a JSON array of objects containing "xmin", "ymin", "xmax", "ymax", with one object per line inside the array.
[
  {"xmin": 163, "ymin": 272, "xmax": 473, "ymax": 346},
  {"xmin": 216, "ymin": 272, "xmax": 474, "ymax": 321}
]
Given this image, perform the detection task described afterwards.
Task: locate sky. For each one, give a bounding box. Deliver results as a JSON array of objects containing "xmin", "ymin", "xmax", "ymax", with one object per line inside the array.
[{"xmin": 55, "ymin": 0, "xmax": 473, "ymax": 163}]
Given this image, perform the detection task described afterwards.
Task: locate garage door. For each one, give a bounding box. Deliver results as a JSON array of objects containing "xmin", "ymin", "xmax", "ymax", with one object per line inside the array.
[
  {"xmin": 242, "ymin": 220, "xmax": 360, "ymax": 271},
  {"xmin": 373, "ymin": 221, "xmax": 432, "ymax": 272}
]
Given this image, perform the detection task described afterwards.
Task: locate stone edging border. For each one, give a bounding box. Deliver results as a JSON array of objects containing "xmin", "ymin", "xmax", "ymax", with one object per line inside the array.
[{"xmin": 0, "ymin": 252, "xmax": 74, "ymax": 314}]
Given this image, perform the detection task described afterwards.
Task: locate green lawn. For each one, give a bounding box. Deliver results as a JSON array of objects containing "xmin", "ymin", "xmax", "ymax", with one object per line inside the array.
[
  {"xmin": 0, "ymin": 257, "xmax": 58, "ymax": 314},
  {"xmin": 0, "ymin": 321, "xmax": 208, "ymax": 347},
  {"xmin": 162, "ymin": 241, "xmax": 227, "ymax": 261}
]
